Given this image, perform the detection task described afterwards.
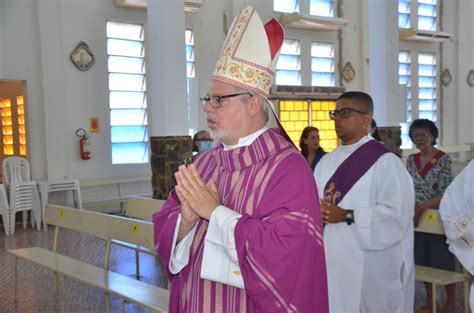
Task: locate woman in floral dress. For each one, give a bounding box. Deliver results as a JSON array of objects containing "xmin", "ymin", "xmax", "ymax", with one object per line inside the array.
[{"xmin": 406, "ymin": 119, "xmax": 455, "ymax": 313}]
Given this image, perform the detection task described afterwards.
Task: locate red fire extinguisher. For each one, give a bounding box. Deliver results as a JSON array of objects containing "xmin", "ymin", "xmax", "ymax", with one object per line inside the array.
[{"xmin": 76, "ymin": 128, "xmax": 91, "ymax": 160}]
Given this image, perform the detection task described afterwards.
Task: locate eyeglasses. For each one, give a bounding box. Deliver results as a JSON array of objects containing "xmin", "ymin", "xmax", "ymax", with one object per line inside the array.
[
  {"xmin": 329, "ymin": 108, "xmax": 369, "ymax": 120},
  {"xmin": 200, "ymin": 92, "xmax": 253, "ymax": 108},
  {"xmin": 412, "ymin": 132, "xmax": 431, "ymax": 139}
]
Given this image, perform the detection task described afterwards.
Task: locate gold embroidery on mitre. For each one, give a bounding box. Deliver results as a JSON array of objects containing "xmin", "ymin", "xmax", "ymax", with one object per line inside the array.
[{"xmin": 212, "ymin": 6, "xmax": 275, "ymax": 96}]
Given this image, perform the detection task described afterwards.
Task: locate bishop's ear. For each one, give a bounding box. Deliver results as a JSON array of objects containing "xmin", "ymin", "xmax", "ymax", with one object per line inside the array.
[{"xmin": 246, "ymin": 95, "xmax": 263, "ymax": 117}]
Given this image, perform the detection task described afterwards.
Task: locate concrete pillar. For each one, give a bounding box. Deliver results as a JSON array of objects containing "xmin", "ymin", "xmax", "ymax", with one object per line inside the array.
[
  {"xmin": 37, "ymin": 0, "xmax": 67, "ymax": 179},
  {"xmin": 363, "ymin": 0, "xmax": 400, "ymax": 126},
  {"xmin": 147, "ymin": 0, "xmax": 189, "ymax": 136}
]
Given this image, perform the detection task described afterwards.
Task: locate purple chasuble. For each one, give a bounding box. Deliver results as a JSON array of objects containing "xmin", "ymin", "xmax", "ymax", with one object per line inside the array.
[
  {"xmin": 153, "ymin": 128, "xmax": 328, "ymax": 313},
  {"xmin": 324, "ymin": 140, "xmax": 392, "ymax": 205}
]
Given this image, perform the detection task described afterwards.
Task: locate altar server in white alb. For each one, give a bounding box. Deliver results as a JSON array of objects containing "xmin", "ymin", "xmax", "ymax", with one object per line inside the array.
[
  {"xmin": 440, "ymin": 160, "xmax": 474, "ymax": 308},
  {"xmin": 314, "ymin": 91, "xmax": 415, "ymax": 312}
]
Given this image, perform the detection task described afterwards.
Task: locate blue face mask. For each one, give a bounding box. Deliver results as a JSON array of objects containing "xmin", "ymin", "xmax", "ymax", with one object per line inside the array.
[{"xmin": 200, "ymin": 140, "xmax": 213, "ymax": 152}]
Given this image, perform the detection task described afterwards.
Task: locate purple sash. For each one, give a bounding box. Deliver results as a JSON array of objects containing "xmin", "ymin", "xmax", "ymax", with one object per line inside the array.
[{"xmin": 324, "ymin": 140, "xmax": 392, "ymax": 205}]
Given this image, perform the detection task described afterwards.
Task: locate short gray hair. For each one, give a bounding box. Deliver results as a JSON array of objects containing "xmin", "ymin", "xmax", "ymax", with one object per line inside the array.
[{"xmin": 235, "ymin": 87, "xmax": 269, "ymax": 123}]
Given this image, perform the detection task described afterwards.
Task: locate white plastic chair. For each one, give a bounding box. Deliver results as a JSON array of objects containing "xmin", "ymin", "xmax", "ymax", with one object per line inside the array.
[
  {"xmin": 2, "ymin": 157, "xmax": 39, "ymax": 232},
  {"xmin": 2, "ymin": 157, "xmax": 30, "ymax": 184},
  {"xmin": 9, "ymin": 181, "xmax": 41, "ymax": 234},
  {"xmin": 38, "ymin": 179, "xmax": 83, "ymax": 230},
  {"xmin": 0, "ymin": 184, "xmax": 10, "ymax": 235}
]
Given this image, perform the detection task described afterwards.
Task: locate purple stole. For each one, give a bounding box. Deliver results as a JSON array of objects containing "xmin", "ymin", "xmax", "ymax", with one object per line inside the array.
[{"xmin": 324, "ymin": 140, "xmax": 392, "ymax": 205}]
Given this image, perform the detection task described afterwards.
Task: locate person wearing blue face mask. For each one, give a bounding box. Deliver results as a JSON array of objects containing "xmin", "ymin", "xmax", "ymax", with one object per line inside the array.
[{"xmin": 192, "ymin": 130, "xmax": 213, "ymax": 160}]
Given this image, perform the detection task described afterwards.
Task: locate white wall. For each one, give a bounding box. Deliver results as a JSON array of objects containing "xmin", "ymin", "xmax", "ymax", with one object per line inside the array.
[
  {"xmin": 1, "ymin": 0, "xmax": 148, "ymax": 180},
  {"xmin": 0, "ymin": 0, "xmax": 472, "ymax": 182},
  {"xmin": 453, "ymin": 0, "xmax": 474, "ymax": 145}
]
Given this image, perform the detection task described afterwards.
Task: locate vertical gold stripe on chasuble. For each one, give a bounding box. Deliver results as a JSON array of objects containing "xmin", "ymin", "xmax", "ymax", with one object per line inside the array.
[
  {"xmin": 216, "ymin": 282, "xmax": 223, "ymax": 311},
  {"xmin": 203, "ymin": 279, "xmax": 211, "ymax": 313},
  {"xmin": 240, "ymin": 289, "xmax": 247, "ymax": 312}
]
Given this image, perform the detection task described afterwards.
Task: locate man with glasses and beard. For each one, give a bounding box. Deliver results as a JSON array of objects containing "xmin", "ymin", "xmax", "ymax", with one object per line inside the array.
[
  {"xmin": 153, "ymin": 7, "xmax": 328, "ymax": 313},
  {"xmin": 314, "ymin": 91, "xmax": 415, "ymax": 312}
]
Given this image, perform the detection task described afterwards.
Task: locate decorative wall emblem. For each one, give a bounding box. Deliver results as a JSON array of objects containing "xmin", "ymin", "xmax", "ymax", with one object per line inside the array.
[
  {"xmin": 468, "ymin": 70, "xmax": 474, "ymax": 87},
  {"xmin": 441, "ymin": 69, "xmax": 452, "ymax": 87},
  {"xmin": 71, "ymin": 42, "xmax": 95, "ymax": 71},
  {"xmin": 342, "ymin": 62, "xmax": 355, "ymax": 83}
]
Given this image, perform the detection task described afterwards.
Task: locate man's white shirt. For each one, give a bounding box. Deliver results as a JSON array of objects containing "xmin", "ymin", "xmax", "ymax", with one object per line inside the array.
[{"xmin": 169, "ymin": 127, "xmax": 268, "ymax": 289}]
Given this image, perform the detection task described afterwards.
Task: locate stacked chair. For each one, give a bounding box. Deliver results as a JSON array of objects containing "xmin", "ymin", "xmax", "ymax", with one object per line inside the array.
[
  {"xmin": 0, "ymin": 185, "xmax": 9, "ymax": 235},
  {"xmin": 2, "ymin": 157, "xmax": 41, "ymax": 235}
]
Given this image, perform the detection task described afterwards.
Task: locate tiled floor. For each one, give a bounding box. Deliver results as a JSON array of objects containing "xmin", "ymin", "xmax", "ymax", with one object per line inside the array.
[
  {"xmin": 0, "ymin": 222, "xmax": 470, "ymax": 312},
  {"xmin": 0, "ymin": 222, "xmax": 165, "ymax": 313}
]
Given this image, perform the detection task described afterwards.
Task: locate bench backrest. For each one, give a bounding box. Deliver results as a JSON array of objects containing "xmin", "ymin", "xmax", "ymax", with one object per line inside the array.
[
  {"xmin": 415, "ymin": 209, "xmax": 445, "ymax": 235},
  {"xmin": 45, "ymin": 205, "xmax": 155, "ymax": 250},
  {"xmin": 126, "ymin": 196, "xmax": 164, "ymax": 220},
  {"xmin": 80, "ymin": 175, "xmax": 150, "ymax": 187}
]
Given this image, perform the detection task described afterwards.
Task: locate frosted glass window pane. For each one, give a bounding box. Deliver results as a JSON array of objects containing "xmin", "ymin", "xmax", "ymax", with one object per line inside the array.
[
  {"xmin": 398, "ymin": 0, "xmax": 411, "ymax": 13},
  {"xmin": 276, "ymin": 55, "xmax": 301, "ymax": 70},
  {"xmin": 419, "ymin": 64, "xmax": 436, "ymax": 76},
  {"xmin": 419, "ymin": 53, "xmax": 436, "ymax": 65},
  {"xmin": 399, "ymin": 51, "xmax": 411, "ymax": 63},
  {"xmin": 399, "ymin": 64, "xmax": 411, "ymax": 75},
  {"xmin": 399, "ymin": 14, "xmax": 410, "ymax": 28},
  {"xmin": 419, "ymin": 0, "xmax": 436, "ymax": 5},
  {"xmin": 185, "ymin": 29, "xmax": 194, "ymax": 45},
  {"xmin": 109, "ymin": 73, "xmax": 146, "ymax": 91},
  {"xmin": 419, "ymin": 76, "xmax": 436, "ymax": 87},
  {"xmin": 280, "ymin": 39, "xmax": 300, "ymax": 55},
  {"xmin": 311, "ymin": 42, "xmax": 334, "ymax": 57},
  {"xmin": 418, "ymin": 3, "xmax": 436, "ymax": 17},
  {"xmin": 186, "ymin": 46, "xmax": 195, "ymax": 62},
  {"xmin": 419, "ymin": 100, "xmax": 436, "ymax": 110},
  {"xmin": 112, "ymin": 143, "xmax": 148, "ymax": 164},
  {"xmin": 312, "ymin": 58, "xmax": 334, "ymax": 72},
  {"xmin": 276, "ymin": 70, "xmax": 301, "ymax": 85},
  {"xmin": 110, "ymin": 91, "xmax": 146, "ymax": 109},
  {"xmin": 187, "ymin": 62, "xmax": 195, "ymax": 78},
  {"xmin": 274, "ymin": 0, "xmax": 299, "ymax": 13},
  {"xmin": 419, "ymin": 110, "xmax": 436, "ymax": 121},
  {"xmin": 107, "ymin": 21, "xmax": 143, "ymax": 41},
  {"xmin": 107, "ymin": 39, "xmax": 144, "ymax": 57},
  {"xmin": 312, "ymin": 73, "xmax": 335, "ymax": 86},
  {"xmin": 399, "ymin": 76, "xmax": 410, "ymax": 85},
  {"xmin": 418, "ymin": 16, "xmax": 436, "ymax": 31},
  {"xmin": 419, "ymin": 88, "xmax": 436, "ymax": 99},
  {"xmin": 111, "ymin": 126, "xmax": 148, "ymax": 143},
  {"xmin": 108, "ymin": 56, "xmax": 145, "ymax": 74},
  {"xmin": 310, "ymin": 0, "xmax": 333, "ymax": 17},
  {"xmin": 110, "ymin": 109, "xmax": 147, "ymax": 126}
]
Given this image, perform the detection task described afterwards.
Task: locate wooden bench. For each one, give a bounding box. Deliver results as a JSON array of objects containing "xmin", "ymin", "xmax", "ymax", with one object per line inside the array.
[
  {"xmin": 415, "ymin": 209, "xmax": 470, "ymax": 313},
  {"xmin": 8, "ymin": 205, "xmax": 169, "ymax": 313},
  {"xmin": 111, "ymin": 196, "xmax": 167, "ymax": 287},
  {"xmin": 80, "ymin": 175, "xmax": 152, "ymax": 211}
]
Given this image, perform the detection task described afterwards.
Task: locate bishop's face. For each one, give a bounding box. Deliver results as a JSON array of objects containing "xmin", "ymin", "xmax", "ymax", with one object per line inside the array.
[{"xmin": 203, "ymin": 80, "xmax": 250, "ymax": 145}]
